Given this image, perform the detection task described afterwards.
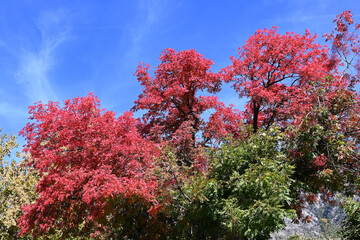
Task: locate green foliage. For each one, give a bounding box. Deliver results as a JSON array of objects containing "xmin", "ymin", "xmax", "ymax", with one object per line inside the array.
[
  {"xmin": 286, "ymin": 76, "xmax": 359, "ymax": 196},
  {"xmin": 152, "ymin": 146, "xmax": 224, "ymax": 239},
  {"xmin": 158, "ymin": 127, "xmax": 295, "ymax": 239},
  {"xmin": 340, "ymin": 198, "xmax": 360, "ymax": 239},
  {"xmin": 0, "ymin": 130, "xmax": 38, "ymax": 239},
  {"xmin": 209, "ymin": 127, "xmax": 295, "ymax": 239}
]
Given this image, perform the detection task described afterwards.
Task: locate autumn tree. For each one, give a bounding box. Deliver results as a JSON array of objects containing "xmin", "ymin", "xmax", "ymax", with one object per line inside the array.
[
  {"xmin": 132, "ymin": 48, "xmax": 222, "ymax": 164},
  {"xmin": 18, "ymin": 94, "xmax": 163, "ymax": 239},
  {"xmin": 324, "ymin": 10, "xmax": 360, "ymax": 83},
  {"xmin": 222, "ymin": 27, "xmax": 330, "ymax": 132}
]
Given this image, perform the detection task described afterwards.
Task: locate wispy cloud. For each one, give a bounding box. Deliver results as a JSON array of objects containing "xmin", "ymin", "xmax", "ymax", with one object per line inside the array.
[
  {"xmin": 125, "ymin": 0, "xmax": 164, "ymax": 60},
  {"xmin": 16, "ymin": 9, "xmax": 71, "ymax": 103}
]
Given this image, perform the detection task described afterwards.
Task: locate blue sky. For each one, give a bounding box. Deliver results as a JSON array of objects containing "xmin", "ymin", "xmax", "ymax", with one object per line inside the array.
[{"xmin": 0, "ymin": 0, "xmax": 359, "ymax": 148}]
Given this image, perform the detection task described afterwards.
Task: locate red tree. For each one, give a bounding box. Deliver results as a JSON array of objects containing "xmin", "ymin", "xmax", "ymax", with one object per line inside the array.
[
  {"xmin": 18, "ymin": 94, "xmax": 160, "ymax": 238},
  {"xmin": 132, "ymin": 48, "xmax": 222, "ymax": 164},
  {"xmin": 223, "ymin": 27, "xmax": 330, "ymax": 132},
  {"xmin": 324, "ymin": 10, "xmax": 360, "ymax": 83}
]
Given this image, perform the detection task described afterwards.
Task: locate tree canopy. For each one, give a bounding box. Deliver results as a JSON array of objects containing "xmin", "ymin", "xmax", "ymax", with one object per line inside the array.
[{"xmin": 6, "ymin": 10, "xmax": 360, "ymax": 239}]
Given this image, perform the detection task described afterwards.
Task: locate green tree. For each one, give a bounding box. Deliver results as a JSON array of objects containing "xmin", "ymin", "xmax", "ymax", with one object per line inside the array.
[
  {"xmin": 340, "ymin": 198, "xmax": 360, "ymax": 239},
  {"xmin": 0, "ymin": 130, "xmax": 38, "ymax": 239},
  {"xmin": 157, "ymin": 127, "xmax": 295, "ymax": 239},
  {"xmin": 209, "ymin": 127, "xmax": 295, "ymax": 239}
]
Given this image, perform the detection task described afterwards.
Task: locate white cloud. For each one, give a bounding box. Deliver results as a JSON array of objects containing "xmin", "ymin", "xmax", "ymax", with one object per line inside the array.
[
  {"xmin": 125, "ymin": 0, "xmax": 164, "ymax": 59},
  {"xmin": 16, "ymin": 9, "xmax": 70, "ymax": 103}
]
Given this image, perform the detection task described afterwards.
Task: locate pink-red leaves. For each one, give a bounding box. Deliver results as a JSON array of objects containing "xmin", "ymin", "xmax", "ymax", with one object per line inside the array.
[
  {"xmin": 19, "ymin": 94, "xmax": 159, "ymax": 237},
  {"xmin": 223, "ymin": 27, "xmax": 330, "ymax": 131},
  {"xmin": 132, "ymin": 48, "xmax": 225, "ymax": 166},
  {"xmin": 324, "ymin": 10, "xmax": 360, "ymax": 84},
  {"xmin": 133, "ymin": 49, "xmax": 221, "ymax": 141}
]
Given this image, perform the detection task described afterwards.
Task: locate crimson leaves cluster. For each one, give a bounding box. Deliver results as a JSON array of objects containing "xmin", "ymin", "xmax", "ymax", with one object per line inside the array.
[{"xmin": 19, "ymin": 94, "xmax": 159, "ymax": 237}]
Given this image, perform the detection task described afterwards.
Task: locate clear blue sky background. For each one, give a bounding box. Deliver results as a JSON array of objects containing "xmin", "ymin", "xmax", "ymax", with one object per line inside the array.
[{"xmin": 0, "ymin": 0, "xmax": 359, "ymax": 149}]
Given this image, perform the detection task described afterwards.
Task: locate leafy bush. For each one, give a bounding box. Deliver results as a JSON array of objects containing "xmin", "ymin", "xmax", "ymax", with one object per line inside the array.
[
  {"xmin": 160, "ymin": 128, "xmax": 295, "ymax": 239},
  {"xmin": 340, "ymin": 198, "xmax": 360, "ymax": 239}
]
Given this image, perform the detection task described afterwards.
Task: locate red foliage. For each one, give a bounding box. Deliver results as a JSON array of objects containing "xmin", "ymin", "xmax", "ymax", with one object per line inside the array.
[
  {"xmin": 132, "ymin": 48, "xmax": 226, "ymax": 166},
  {"xmin": 324, "ymin": 10, "xmax": 360, "ymax": 82},
  {"xmin": 204, "ymin": 102, "xmax": 245, "ymax": 142},
  {"xmin": 132, "ymin": 48, "xmax": 245, "ymax": 147},
  {"xmin": 133, "ymin": 48, "xmax": 221, "ymax": 142},
  {"xmin": 223, "ymin": 27, "xmax": 330, "ymax": 132},
  {"xmin": 18, "ymin": 94, "xmax": 159, "ymax": 237}
]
